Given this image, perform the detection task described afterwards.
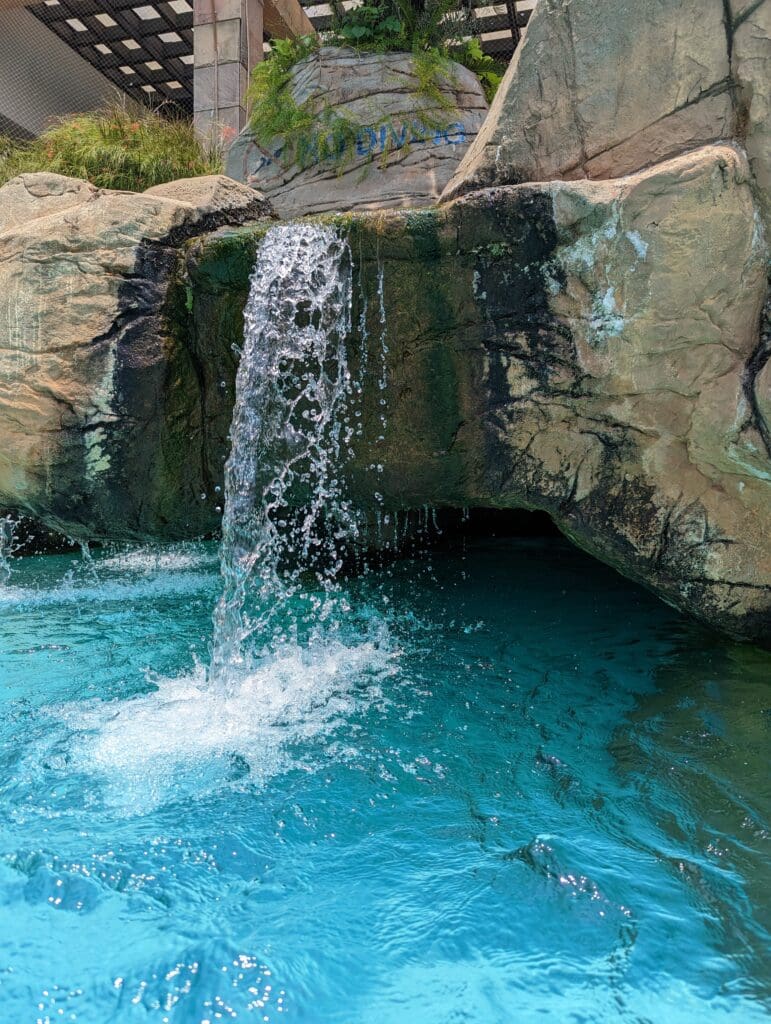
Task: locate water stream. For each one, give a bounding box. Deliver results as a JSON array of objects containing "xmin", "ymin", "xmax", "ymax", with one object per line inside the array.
[
  {"xmin": 211, "ymin": 223, "xmax": 361, "ymax": 692},
  {"xmin": 0, "ymin": 514, "xmax": 17, "ymax": 584}
]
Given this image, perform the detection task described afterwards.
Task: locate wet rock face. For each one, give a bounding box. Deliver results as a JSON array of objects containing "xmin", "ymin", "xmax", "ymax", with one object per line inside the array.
[
  {"xmin": 443, "ymin": 0, "xmax": 771, "ymax": 234},
  {"xmin": 343, "ymin": 145, "xmax": 770, "ymax": 644},
  {"xmin": 0, "ymin": 172, "xmax": 271, "ymax": 541},
  {"xmin": 226, "ymin": 46, "xmax": 488, "ymax": 218},
  {"xmin": 177, "ymin": 143, "xmax": 771, "ymax": 644}
]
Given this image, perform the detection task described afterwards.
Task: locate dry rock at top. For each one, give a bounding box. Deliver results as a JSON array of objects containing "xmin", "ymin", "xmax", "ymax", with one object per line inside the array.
[
  {"xmin": 0, "ymin": 171, "xmax": 270, "ymax": 540},
  {"xmin": 144, "ymin": 173, "xmax": 271, "ymax": 218},
  {"xmin": 443, "ymin": 0, "xmax": 771, "ymax": 229},
  {"xmin": 0, "ymin": 172, "xmax": 97, "ymax": 233},
  {"xmin": 226, "ymin": 46, "xmax": 488, "ymax": 217}
]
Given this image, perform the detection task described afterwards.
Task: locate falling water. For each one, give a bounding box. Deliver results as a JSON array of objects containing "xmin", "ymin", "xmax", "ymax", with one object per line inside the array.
[
  {"xmin": 210, "ymin": 223, "xmax": 360, "ymax": 691},
  {"xmin": 34, "ymin": 222, "xmax": 392, "ymax": 799},
  {"xmin": 0, "ymin": 515, "xmax": 17, "ymax": 583}
]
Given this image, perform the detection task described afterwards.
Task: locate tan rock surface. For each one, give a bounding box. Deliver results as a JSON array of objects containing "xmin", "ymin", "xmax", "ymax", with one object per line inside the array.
[
  {"xmin": 0, "ymin": 172, "xmax": 97, "ymax": 233},
  {"xmin": 442, "ymin": 0, "xmax": 770, "ymax": 228},
  {"xmin": 1, "ymin": 145, "xmax": 768, "ymax": 643},
  {"xmin": 0, "ymin": 173, "xmax": 269, "ymax": 539},
  {"xmin": 226, "ymin": 46, "xmax": 488, "ymax": 217},
  {"xmin": 144, "ymin": 174, "xmax": 268, "ymax": 219}
]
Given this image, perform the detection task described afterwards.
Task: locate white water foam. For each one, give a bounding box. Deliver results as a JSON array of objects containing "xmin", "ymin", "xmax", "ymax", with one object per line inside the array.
[
  {"xmin": 41, "ymin": 224, "xmax": 396, "ymax": 811},
  {"xmin": 0, "ymin": 571, "xmax": 214, "ymax": 609},
  {"xmin": 55, "ymin": 628, "xmax": 395, "ymax": 813},
  {"xmin": 97, "ymin": 543, "xmax": 218, "ymax": 574}
]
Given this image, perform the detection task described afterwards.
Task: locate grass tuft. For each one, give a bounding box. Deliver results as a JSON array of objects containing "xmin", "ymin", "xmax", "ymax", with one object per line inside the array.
[{"xmin": 0, "ymin": 97, "xmax": 223, "ymax": 193}]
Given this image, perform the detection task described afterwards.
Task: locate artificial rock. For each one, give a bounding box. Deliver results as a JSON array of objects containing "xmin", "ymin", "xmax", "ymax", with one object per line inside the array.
[
  {"xmin": 226, "ymin": 46, "xmax": 488, "ymax": 218},
  {"xmin": 0, "ymin": 171, "xmax": 270, "ymax": 539}
]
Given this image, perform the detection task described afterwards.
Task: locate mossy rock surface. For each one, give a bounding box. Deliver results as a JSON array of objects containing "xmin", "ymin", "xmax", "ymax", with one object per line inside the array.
[{"xmin": 187, "ymin": 146, "xmax": 771, "ymax": 644}]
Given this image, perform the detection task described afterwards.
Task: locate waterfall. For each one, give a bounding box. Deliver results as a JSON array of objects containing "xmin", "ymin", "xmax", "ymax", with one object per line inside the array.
[
  {"xmin": 0, "ymin": 515, "xmax": 17, "ymax": 583},
  {"xmin": 210, "ymin": 223, "xmax": 360, "ymax": 691},
  {"xmin": 38, "ymin": 222, "xmax": 392, "ymax": 806}
]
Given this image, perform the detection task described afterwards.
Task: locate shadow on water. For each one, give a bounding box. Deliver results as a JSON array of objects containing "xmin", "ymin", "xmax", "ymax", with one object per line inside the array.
[{"xmin": 609, "ymin": 636, "xmax": 771, "ymax": 1004}]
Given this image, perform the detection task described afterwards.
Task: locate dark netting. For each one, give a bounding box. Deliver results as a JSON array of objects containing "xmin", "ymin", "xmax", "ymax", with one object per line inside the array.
[
  {"xmin": 27, "ymin": 0, "xmax": 196, "ymax": 115},
  {"xmin": 0, "ymin": 0, "xmax": 532, "ymax": 140}
]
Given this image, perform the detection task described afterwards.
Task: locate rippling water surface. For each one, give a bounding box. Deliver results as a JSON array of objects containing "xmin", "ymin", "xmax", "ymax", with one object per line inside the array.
[{"xmin": 0, "ymin": 538, "xmax": 768, "ymax": 1023}]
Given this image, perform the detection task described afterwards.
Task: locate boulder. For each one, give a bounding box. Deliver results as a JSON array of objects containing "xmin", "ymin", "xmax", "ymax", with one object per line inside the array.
[
  {"xmin": 0, "ymin": 172, "xmax": 270, "ymax": 540},
  {"xmin": 442, "ymin": 0, "xmax": 770, "ymax": 230},
  {"xmin": 225, "ymin": 46, "xmax": 488, "ymax": 217}
]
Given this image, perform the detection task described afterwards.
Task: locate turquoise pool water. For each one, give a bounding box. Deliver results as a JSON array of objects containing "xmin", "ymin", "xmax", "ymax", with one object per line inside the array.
[{"xmin": 0, "ymin": 537, "xmax": 768, "ymax": 1023}]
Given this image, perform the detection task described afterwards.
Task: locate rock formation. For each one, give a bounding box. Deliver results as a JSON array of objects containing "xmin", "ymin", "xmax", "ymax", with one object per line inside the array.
[
  {"xmin": 174, "ymin": 142, "xmax": 771, "ymax": 643},
  {"xmin": 351, "ymin": 146, "xmax": 770, "ymax": 643},
  {"xmin": 443, "ymin": 0, "xmax": 771, "ymax": 231},
  {"xmin": 226, "ymin": 47, "xmax": 488, "ymax": 217},
  {"xmin": 0, "ymin": 0, "xmax": 768, "ymax": 646},
  {"xmin": 0, "ymin": 172, "xmax": 271, "ymax": 540}
]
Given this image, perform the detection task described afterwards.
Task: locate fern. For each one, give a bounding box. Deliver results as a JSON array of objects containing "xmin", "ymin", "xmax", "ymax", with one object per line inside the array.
[{"xmin": 455, "ymin": 38, "xmax": 505, "ymax": 102}]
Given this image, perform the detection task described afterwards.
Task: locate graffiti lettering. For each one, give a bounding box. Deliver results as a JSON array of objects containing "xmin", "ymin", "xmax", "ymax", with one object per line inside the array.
[{"xmin": 250, "ymin": 120, "xmax": 467, "ymax": 174}]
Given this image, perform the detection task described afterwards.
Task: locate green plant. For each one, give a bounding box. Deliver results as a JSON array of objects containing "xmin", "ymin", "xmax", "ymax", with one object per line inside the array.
[
  {"xmin": 410, "ymin": 46, "xmax": 457, "ymax": 110},
  {"xmin": 391, "ymin": 0, "xmax": 474, "ymax": 51},
  {"xmin": 456, "ymin": 37, "xmax": 505, "ymax": 102},
  {"xmin": 245, "ymin": 35, "xmax": 319, "ymax": 161},
  {"xmin": 0, "ymin": 98, "xmax": 222, "ymax": 192},
  {"xmin": 330, "ymin": 0, "xmax": 473, "ymax": 55},
  {"xmin": 332, "ymin": 3, "xmax": 403, "ymax": 49},
  {"xmin": 247, "ymin": 35, "xmax": 369, "ymax": 171},
  {"xmin": 328, "ymin": 1, "xmax": 503, "ymax": 104},
  {"xmin": 246, "ymin": 2, "xmax": 502, "ymax": 176}
]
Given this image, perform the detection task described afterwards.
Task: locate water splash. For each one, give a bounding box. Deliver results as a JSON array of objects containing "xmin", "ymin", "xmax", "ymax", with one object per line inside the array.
[
  {"xmin": 210, "ymin": 223, "xmax": 362, "ymax": 691},
  {"xmin": 57, "ymin": 635, "xmax": 391, "ymax": 813},
  {"xmin": 0, "ymin": 515, "xmax": 18, "ymax": 583},
  {"xmin": 24, "ymin": 224, "xmax": 398, "ymax": 806}
]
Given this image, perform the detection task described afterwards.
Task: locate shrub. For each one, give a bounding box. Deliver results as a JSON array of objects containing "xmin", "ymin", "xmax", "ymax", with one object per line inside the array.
[
  {"xmin": 328, "ymin": 0, "xmax": 505, "ymax": 98},
  {"xmin": 0, "ymin": 99, "xmax": 223, "ymax": 192},
  {"xmin": 330, "ymin": 0, "xmax": 472, "ymax": 54},
  {"xmin": 244, "ymin": 35, "xmax": 321, "ymax": 157},
  {"xmin": 247, "ymin": 2, "xmax": 503, "ymax": 171}
]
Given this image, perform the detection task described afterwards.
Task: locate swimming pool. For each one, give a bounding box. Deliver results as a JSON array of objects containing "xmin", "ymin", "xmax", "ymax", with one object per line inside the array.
[{"xmin": 0, "ymin": 536, "xmax": 768, "ymax": 1023}]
